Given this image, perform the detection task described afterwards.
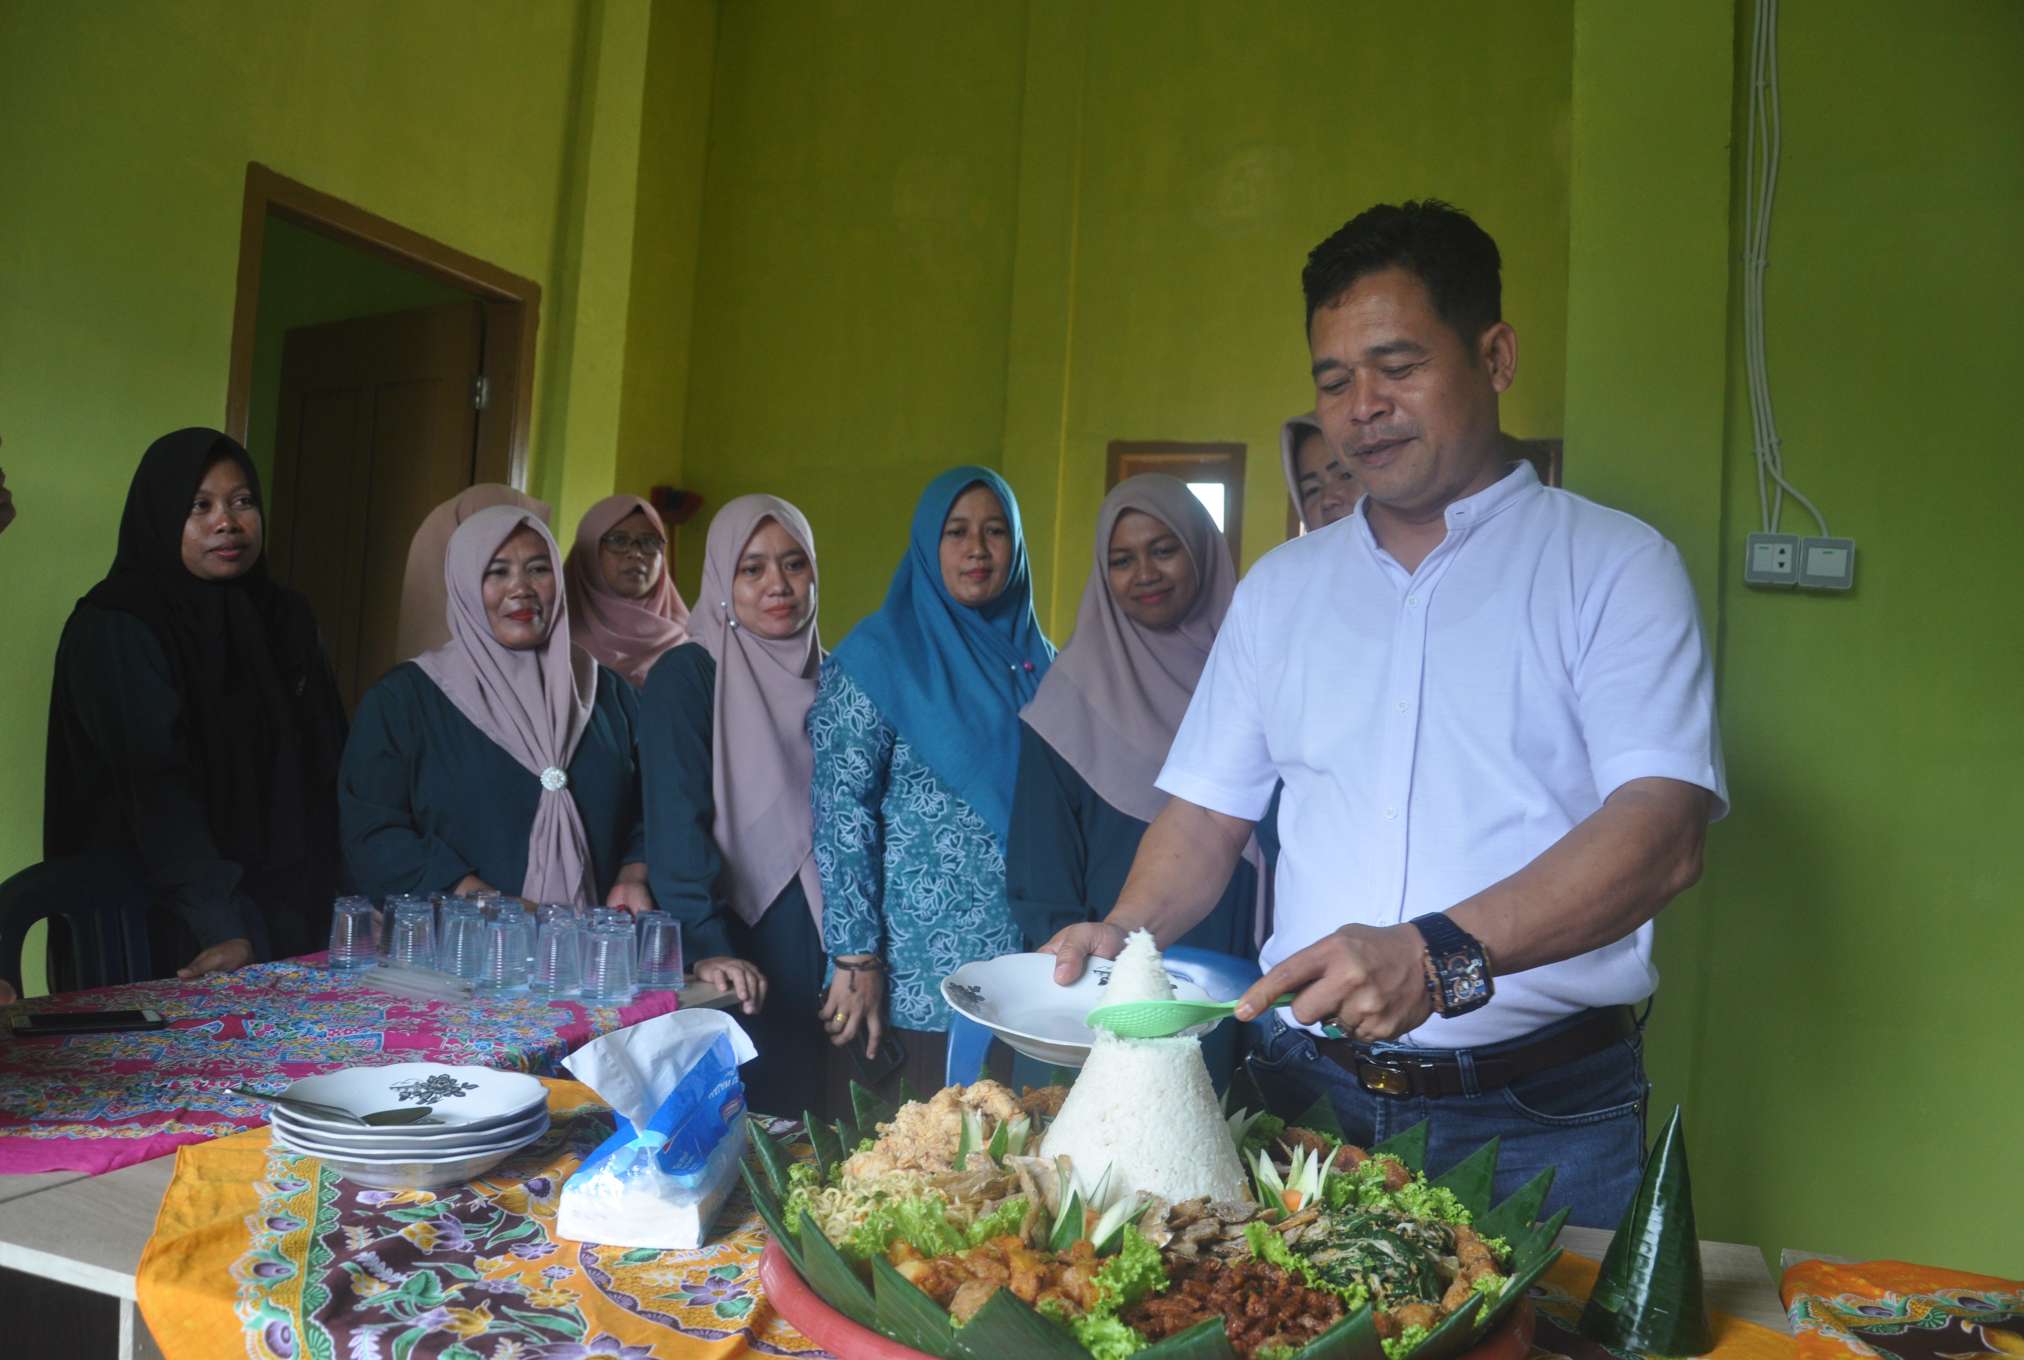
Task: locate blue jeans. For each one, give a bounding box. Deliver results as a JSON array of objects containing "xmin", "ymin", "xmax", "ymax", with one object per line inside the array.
[{"xmin": 1244, "ymin": 1009, "xmax": 1649, "ymax": 1230}]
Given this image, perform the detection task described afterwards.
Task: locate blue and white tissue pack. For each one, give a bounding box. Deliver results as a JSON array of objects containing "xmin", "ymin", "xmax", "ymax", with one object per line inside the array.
[{"xmin": 556, "ymin": 1009, "xmax": 758, "ymax": 1249}]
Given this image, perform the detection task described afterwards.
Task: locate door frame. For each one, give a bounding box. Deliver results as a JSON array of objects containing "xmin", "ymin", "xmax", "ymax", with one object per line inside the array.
[{"xmin": 223, "ymin": 162, "xmax": 542, "ymax": 488}]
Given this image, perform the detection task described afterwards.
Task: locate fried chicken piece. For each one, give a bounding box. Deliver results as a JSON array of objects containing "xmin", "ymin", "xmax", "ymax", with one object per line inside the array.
[
  {"xmin": 1018, "ymin": 1084, "xmax": 1069, "ymax": 1120},
  {"xmin": 1439, "ymin": 1225, "xmax": 1504, "ymax": 1312},
  {"xmin": 948, "ymin": 1280, "xmax": 1001, "ymax": 1324},
  {"xmin": 1392, "ymin": 1302, "xmax": 1442, "ymax": 1333}
]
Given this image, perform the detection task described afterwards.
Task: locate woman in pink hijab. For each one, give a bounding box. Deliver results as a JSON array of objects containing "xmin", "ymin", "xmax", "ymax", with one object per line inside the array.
[
  {"xmin": 339, "ymin": 506, "xmax": 654, "ymax": 912},
  {"xmin": 565, "ymin": 494, "xmax": 690, "ymax": 687},
  {"xmin": 638, "ymin": 494, "xmax": 826, "ymax": 1114}
]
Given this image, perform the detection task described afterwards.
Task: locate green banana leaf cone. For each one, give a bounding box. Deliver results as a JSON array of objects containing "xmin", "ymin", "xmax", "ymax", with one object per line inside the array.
[{"xmin": 1578, "ymin": 1106, "xmax": 1714, "ymax": 1357}]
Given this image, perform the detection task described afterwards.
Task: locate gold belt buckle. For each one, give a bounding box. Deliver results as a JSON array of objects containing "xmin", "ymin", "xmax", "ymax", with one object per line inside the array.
[{"xmin": 1355, "ymin": 1060, "xmax": 1413, "ymax": 1098}]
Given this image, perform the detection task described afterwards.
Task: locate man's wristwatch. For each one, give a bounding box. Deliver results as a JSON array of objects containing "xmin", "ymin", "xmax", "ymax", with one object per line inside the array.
[{"xmin": 1409, "ymin": 913, "xmax": 1493, "ymax": 1017}]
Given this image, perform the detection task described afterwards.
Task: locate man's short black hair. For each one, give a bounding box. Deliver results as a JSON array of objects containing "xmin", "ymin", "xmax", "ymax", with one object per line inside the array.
[{"xmin": 1302, "ymin": 200, "xmax": 1502, "ymax": 344}]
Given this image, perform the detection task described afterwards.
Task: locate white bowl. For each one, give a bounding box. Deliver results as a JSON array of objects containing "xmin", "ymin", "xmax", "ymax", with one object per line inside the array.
[
  {"xmin": 280, "ymin": 1064, "xmax": 546, "ymax": 1134},
  {"xmin": 940, "ymin": 952, "xmax": 1215, "ymax": 1067},
  {"xmin": 271, "ymin": 1107, "xmax": 550, "ymax": 1156}
]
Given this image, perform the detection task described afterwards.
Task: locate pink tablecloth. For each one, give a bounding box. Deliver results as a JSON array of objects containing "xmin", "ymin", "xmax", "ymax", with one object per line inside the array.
[{"xmin": 0, "ymin": 955, "xmax": 679, "ymax": 1177}]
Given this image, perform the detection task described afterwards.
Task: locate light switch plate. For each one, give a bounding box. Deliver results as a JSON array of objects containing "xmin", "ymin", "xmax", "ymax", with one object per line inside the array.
[
  {"xmin": 1744, "ymin": 532, "xmax": 1801, "ymax": 587},
  {"xmin": 1799, "ymin": 536, "xmax": 1856, "ymax": 590}
]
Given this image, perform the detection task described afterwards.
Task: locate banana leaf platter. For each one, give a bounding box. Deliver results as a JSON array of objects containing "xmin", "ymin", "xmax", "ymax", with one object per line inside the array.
[{"xmin": 741, "ymin": 1083, "xmax": 1566, "ymax": 1360}]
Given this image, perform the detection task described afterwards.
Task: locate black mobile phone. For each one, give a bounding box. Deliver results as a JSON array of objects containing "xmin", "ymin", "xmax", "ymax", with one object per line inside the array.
[
  {"xmin": 9, "ymin": 1008, "xmax": 166, "ymax": 1038},
  {"xmin": 849, "ymin": 1030, "xmax": 908, "ymax": 1088}
]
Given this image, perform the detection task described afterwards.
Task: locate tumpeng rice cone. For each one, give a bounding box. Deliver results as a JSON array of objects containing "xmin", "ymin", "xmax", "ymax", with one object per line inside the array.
[{"xmin": 1578, "ymin": 1105, "xmax": 1715, "ymax": 1357}]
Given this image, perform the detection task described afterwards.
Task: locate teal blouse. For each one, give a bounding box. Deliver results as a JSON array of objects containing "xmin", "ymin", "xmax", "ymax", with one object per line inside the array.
[
  {"xmin": 808, "ymin": 659, "xmax": 1023, "ymax": 1032},
  {"xmin": 339, "ymin": 662, "xmax": 646, "ymax": 902}
]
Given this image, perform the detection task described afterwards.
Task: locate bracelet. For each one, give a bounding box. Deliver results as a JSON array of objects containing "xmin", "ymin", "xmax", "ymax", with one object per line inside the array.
[{"xmin": 833, "ymin": 956, "xmax": 884, "ymax": 973}]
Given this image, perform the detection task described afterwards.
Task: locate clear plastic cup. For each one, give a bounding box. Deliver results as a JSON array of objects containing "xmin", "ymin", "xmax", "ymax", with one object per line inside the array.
[
  {"xmin": 635, "ymin": 912, "xmax": 683, "ymax": 990},
  {"xmin": 437, "ymin": 905, "xmax": 487, "ymax": 980},
  {"xmin": 388, "ymin": 898, "xmax": 437, "ymax": 968},
  {"xmin": 529, "ymin": 912, "xmax": 583, "ymax": 997},
  {"xmin": 475, "ymin": 916, "xmax": 532, "ymax": 994},
  {"xmin": 327, "ymin": 896, "xmax": 378, "ymax": 970},
  {"xmin": 583, "ymin": 921, "xmax": 637, "ymax": 1002}
]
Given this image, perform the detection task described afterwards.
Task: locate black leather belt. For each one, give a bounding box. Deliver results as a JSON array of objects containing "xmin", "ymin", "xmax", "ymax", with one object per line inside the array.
[{"xmin": 1315, "ymin": 1005, "xmax": 1636, "ymax": 1099}]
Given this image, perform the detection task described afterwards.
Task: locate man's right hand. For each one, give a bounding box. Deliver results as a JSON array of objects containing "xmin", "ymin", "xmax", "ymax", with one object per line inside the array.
[{"xmin": 1039, "ymin": 921, "xmax": 1130, "ymax": 985}]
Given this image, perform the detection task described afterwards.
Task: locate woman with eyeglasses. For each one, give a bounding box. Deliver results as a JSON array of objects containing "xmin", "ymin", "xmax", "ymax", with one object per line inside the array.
[
  {"xmin": 339, "ymin": 507, "xmax": 654, "ymax": 914},
  {"xmin": 564, "ymin": 494, "xmax": 690, "ymax": 687}
]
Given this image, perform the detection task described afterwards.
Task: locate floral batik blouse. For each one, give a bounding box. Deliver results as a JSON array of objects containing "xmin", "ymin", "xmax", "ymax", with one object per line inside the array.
[{"xmin": 808, "ymin": 658, "xmax": 1023, "ymax": 1031}]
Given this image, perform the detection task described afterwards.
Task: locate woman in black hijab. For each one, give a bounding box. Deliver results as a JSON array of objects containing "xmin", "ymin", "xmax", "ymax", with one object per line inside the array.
[{"xmin": 40, "ymin": 428, "xmax": 348, "ymax": 977}]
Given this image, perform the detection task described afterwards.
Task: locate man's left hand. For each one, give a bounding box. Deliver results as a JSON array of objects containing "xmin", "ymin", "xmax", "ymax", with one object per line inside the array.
[{"xmin": 1234, "ymin": 923, "xmax": 1433, "ymax": 1041}]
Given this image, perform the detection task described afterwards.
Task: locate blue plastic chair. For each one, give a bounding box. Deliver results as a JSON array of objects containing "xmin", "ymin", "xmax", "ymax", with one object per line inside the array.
[
  {"xmin": 943, "ymin": 945, "xmax": 1263, "ymax": 1088},
  {"xmin": 0, "ymin": 858, "xmax": 154, "ymax": 996}
]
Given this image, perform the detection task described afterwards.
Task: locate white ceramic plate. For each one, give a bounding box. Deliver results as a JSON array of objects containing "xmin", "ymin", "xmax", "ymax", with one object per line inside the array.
[
  {"xmin": 270, "ymin": 1106, "xmax": 550, "ymax": 1156},
  {"xmin": 279, "ymin": 1064, "xmax": 545, "ymax": 1134},
  {"xmin": 277, "ymin": 1134, "xmax": 547, "ymax": 1191},
  {"xmin": 272, "ymin": 1113, "xmax": 548, "ymax": 1165},
  {"xmin": 940, "ymin": 952, "xmax": 1215, "ymax": 1067}
]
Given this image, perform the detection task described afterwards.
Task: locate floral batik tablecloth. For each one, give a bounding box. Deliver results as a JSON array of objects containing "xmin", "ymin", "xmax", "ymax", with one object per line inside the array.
[
  {"xmin": 1782, "ymin": 1258, "xmax": 2023, "ymax": 1360},
  {"xmin": 137, "ymin": 1079, "xmax": 826, "ymax": 1360},
  {"xmin": 0, "ymin": 956, "xmax": 679, "ymax": 1176}
]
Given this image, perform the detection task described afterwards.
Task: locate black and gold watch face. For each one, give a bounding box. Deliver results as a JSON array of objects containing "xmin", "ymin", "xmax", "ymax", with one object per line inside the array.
[{"xmin": 1434, "ymin": 947, "xmax": 1491, "ymax": 1013}]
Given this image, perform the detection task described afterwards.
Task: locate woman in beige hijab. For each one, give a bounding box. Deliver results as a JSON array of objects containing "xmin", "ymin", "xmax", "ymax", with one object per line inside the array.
[
  {"xmin": 342, "ymin": 507, "xmax": 653, "ymax": 911},
  {"xmin": 1009, "ymin": 474, "xmax": 1266, "ymax": 959},
  {"xmin": 395, "ymin": 485, "xmax": 552, "ymax": 661},
  {"xmin": 639, "ymin": 494, "xmax": 824, "ymax": 1114}
]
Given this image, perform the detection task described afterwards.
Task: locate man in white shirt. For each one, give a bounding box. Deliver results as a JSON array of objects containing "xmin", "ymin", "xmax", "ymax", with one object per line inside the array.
[{"xmin": 1043, "ymin": 200, "xmax": 1726, "ymax": 1228}]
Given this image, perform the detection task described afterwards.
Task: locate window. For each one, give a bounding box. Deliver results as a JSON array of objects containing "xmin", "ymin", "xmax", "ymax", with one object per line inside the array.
[{"xmin": 1106, "ymin": 441, "xmax": 1246, "ymax": 566}]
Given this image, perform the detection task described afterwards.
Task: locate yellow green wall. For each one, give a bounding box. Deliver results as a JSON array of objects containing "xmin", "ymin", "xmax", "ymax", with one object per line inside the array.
[
  {"xmin": 1693, "ymin": 0, "xmax": 2022, "ymax": 1273},
  {"xmin": 1566, "ymin": 0, "xmax": 2023, "ymax": 1272},
  {"xmin": 679, "ymin": 0, "xmax": 1572, "ymax": 635}
]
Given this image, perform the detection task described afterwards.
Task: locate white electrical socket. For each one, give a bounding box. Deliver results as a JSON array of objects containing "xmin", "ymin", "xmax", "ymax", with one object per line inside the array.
[
  {"xmin": 1798, "ymin": 537, "xmax": 1856, "ymax": 591},
  {"xmin": 1744, "ymin": 532, "xmax": 1801, "ymax": 587}
]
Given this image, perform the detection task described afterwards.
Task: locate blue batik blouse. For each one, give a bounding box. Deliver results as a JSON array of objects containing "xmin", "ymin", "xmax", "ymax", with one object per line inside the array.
[{"xmin": 809, "ymin": 658, "xmax": 1023, "ymax": 1031}]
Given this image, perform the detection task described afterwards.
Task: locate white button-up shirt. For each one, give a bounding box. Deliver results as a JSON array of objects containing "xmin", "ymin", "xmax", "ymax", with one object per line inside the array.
[{"xmin": 1157, "ymin": 462, "xmax": 1727, "ymax": 1048}]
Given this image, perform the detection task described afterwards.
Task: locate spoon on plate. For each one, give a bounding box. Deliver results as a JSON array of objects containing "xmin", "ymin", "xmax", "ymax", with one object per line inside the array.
[
  {"xmin": 231, "ymin": 1086, "xmax": 439, "ymax": 1127},
  {"xmin": 1083, "ymin": 994, "xmax": 1298, "ymax": 1039}
]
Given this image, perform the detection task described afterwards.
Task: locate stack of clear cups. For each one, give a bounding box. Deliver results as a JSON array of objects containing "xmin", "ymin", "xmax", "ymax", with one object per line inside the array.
[
  {"xmin": 475, "ymin": 914, "xmax": 532, "ymax": 994},
  {"xmin": 583, "ymin": 920, "xmax": 637, "ymax": 1002},
  {"xmin": 635, "ymin": 911, "xmax": 683, "ymax": 990},
  {"xmin": 437, "ymin": 899, "xmax": 487, "ymax": 980},
  {"xmin": 529, "ymin": 905, "xmax": 583, "ymax": 997},
  {"xmin": 388, "ymin": 897, "xmax": 437, "ymax": 968},
  {"xmin": 327, "ymin": 896, "xmax": 378, "ymax": 970}
]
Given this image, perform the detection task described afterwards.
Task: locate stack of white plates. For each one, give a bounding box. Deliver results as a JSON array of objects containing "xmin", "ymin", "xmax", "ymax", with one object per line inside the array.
[{"xmin": 268, "ymin": 1063, "xmax": 550, "ymax": 1190}]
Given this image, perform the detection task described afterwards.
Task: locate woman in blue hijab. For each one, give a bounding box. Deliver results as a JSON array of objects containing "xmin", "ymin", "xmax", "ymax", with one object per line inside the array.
[{"xmin": 811, "ymin": 466, "xmax": 1054, "ymax": 1093}]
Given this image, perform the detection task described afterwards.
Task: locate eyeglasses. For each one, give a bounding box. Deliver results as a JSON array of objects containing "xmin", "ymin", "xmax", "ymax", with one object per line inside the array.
[{"xmin": 599, "ymin": 532, "xmax": 666, "ymax": 557}]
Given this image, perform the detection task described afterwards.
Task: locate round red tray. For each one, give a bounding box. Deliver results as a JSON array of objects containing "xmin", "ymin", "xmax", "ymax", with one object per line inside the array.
[{"xmin": 759, "ymin": 1238, "xmax": 1539, "ymax": 1360}]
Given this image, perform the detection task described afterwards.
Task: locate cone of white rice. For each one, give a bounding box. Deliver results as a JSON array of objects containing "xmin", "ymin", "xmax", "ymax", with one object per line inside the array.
[{"xmin": 1037, "ymin": 929, "xmax": 1250, "ymax": 1206}]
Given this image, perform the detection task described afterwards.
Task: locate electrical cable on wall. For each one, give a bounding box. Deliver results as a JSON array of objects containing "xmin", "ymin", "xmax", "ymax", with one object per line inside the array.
[
  {"xmin": 1740, "ymin": 0, "xmax": 1854, "ymax": 590},
  {"xmin": 1744, "ymin": 0, "xmax": 1827, "ymax": 537}
]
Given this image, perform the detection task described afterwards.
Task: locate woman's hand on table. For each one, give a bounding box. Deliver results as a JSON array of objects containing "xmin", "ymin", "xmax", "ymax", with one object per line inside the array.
[
  {"xmin": 178, "ymin": 937, "xmax": 254, "ymax": 979},
  {"xmin": 693, "ymin": 956, "xmax": 767, "ymax": 1015},
  {"xmin": 820, "ymin": 957, "xmax": 886, "ymax": 1058}
]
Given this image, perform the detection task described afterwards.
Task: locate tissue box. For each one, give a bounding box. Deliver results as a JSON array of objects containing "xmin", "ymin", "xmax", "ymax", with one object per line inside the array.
[{"xmin": 556, "ymin": 1010, "xmax": 757, "ymax": 1250}]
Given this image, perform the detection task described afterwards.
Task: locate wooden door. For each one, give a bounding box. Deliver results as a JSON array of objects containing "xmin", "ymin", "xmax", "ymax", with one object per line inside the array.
[{"xmin": 268, "ymin": 300, "xmax": 486, "ymax": 709}]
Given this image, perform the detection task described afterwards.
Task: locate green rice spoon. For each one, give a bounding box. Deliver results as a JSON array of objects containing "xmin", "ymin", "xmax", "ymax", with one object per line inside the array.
[{"xmin": 1084, "ymin": 994, "xmax": 1296, "ymax": 1038}]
